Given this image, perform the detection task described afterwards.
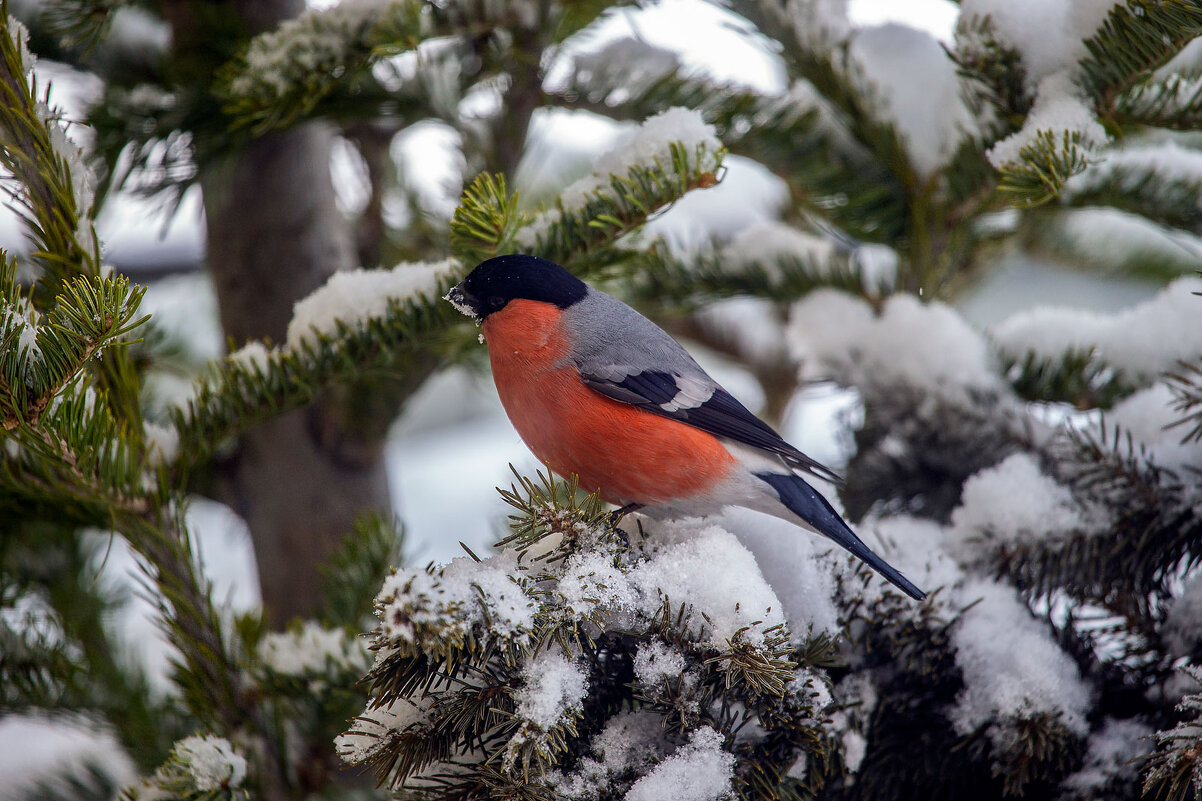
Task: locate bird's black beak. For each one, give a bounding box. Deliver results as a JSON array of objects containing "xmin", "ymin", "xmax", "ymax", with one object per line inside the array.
[{"xmin": 444, "ymin": 282, "xmax": 479, "ymax": 320}]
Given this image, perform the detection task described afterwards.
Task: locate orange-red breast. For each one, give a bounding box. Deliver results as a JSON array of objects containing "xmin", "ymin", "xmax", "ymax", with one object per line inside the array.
[{"xmin": 446, "ymin": 254, "xmax": 924, "ymax": 600}]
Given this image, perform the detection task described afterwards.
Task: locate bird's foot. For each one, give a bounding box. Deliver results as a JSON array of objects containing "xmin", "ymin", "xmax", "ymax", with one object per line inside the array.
[{"xmin": 608, "ymin": 503, "xmax": 643, "ymax": 546}]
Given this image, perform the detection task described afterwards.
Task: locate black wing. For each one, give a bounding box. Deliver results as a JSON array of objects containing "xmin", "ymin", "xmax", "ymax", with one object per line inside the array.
[{"xmin": 580, "ymin": 367, "xmax": 844, "ymax": 485}]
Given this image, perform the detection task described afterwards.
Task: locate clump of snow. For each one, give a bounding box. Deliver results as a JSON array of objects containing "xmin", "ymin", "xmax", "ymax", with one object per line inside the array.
[
  {"xmin": 632, "ymin": 523, "xmax": 786, "ymax": 649},
  {"xmin": 377, "ymin": 550, "xmax": 535, "ymax": 649},
  {"xmin": 717, "ymin": 507, "xmax": 840, "ymax": 638},
  {"xmin": 949, "ymin": 453, "xmax": 1085, "ymax": 548},
  {"xmin": 227, "ymin": 0, "xmax": 399, "ymax": 102},
  {"xmin": 624, "ymin": 726, "xmax": 736, "ymax": 801},
  {"xmin": 1164, "ymin": 572, "xmax": 1202, "ymax": 658},
  {"xmin": 634, "ymin": 640, "xmax": 688, "ymax": 687},
  {"xmin": 524, "ymin": 107, "xmax": 720, "ymax": 233},
  {"xmin": 790, "ymin": 666, "xmax": 833, "ymax": 712},
  {"xmin": 286, "ymin": 258, "xmax": 458, "ymax": 349},
  {"xmin": 720, "ymin": 219, "xmax": 842, "ymax": 281},
  {"xmin": 335, "ymin": 696, "xmax": 432, "ymax": 765},
  {"xmin": 1107, "ymin": 383, "xmax": 1201, "ymax": 473},
  {"xmin": 0, "ymin": 714, "xmax": 136, "ymax": 800},
  {"xmin": 513, "ymin": 649, "xmax": 589, "ymax": 729},
  {"xmin": 143, "ymin": 421, "xmax": 179, "ymax": 465},
  {"xmin": 228, "ymin": 340, "xmax": 275, "ymax": 372},
  {"xmin": 2, "ymin": 296, "xmax": 42, "ymax": 369},
  {"xmin": 1070, "ymin": 141, "xmax": 1202, "ymax": 201},
  {"xmin": 568, "ymin": 38, "xmax": 681, "ymax": 101},
  {"xmin": 257, "ymin": 621, "xmax": 370, "ymax": 678},
  {"xmin": 1061, "ymin": 717, "xmax": 1153, "ymax": 793},
  {"xmin": 790, "ymin": 290, "xmax": 999, "ymax": 394},
  {"xmin": 785, "ymin": 0, "xmax": 852, "ymax": 47},
  {"xmin": 987, "ymin": 72, "xmax": 1108, "ymax": 170},
  {"xmin": 1053, "ymin": 207, "xmax": 1202, "ymax": 275},
  {"xmin": 850, "ymin": 23, "xmax": 975, "ymax": 178},
  {"xmin": 950, "ymin": 578, "xmax": 1090, "ymax": 737},
  {"xmin": 828, "ymin": 673, "xmax": 878, "ymax": 773},
  {"xmin": 173, "ymin": 735, "xmax": 248, "ymax": 791},
  {"xmin": 993, "ymin": 276, "xmax": 1202, "ymax": 380},
  {"xmin": 8, "ymin": 18, "xmax": 34, "ymax": 73},
  {"xmin": 958, "ymin": 0, "xmax": 1120, "ymax": 85},
  {"xmin": 550, "ymin": 711, "xmax": 665, "ymax": 799}
]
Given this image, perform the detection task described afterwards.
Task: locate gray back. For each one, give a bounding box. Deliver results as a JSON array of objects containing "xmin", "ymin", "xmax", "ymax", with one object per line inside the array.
[{"xmin": 560, "ymin": 289, "xmax": 716, "ymax": 386}]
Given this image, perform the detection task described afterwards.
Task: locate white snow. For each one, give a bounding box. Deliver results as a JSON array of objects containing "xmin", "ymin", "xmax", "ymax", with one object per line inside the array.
[
  {"xmin": 227, "ymin": 0, "xmax": 396, "ymax": 102},
  {"xmin": 1107, "ymin": 383, "xmax": 1202, "ymax": 473},
  {"xmin": 513, "ymin": 649, "xmax": 589, "ymax": 729},
  {"xmin": 790, "ymin": 290, "xmax": 999, "ymax": 394},
  {"xmin": 256, "ymin": 621, "xmax": 370, "ymax": 677},
  {"xmin": 1061, "ymin": 717, "xmax": 1154, "ymax": 793},
  {"xmin": 993, "ymin": 276, "xmax": 1202, "ymax": 379},
  {"xmin": 949, "ymin": 453, "xmax": 1085, "ymax": 547},
  {"xmin": 143, "ymin": 420, "xmax": 180, "ymax": 465},
  {"xmin": 227, "ymin": 341, "xmax": 275, "ymax": 373},
  {"xmin": 335, "ymin": 696, "xmax": 432, "ymax": 764},
  {"xmin": 1164, "ymin": 571, "xmax": 1202, "ymax": 658},
  {"xmin": 286, "ymin": 258, "xmax": 459, "ymax": 349},
  {"xmin": 1070, "ymin": 140, "xmax": 1202, "ymax": 202},
  {"xmin": 950, "ymin": 578, "xmax": 1090, "ymax": 737},
  {"xmin": 518, "ymin": 107, "xmax": 721, "ymax": 243},
  {"xmin": 716, "ymin": 507, "xmax": 841, "ymax": 638},
  {"xmin": 624, "ymin": 726, "xmax": 736, "ymax": 801},
  {"xmin": 850, "ymin": 23, "xmax": 974, "ymax": 178},
  {"xmin": 173, "ymin": 735, "xmax": 248, "ymax": 791},
  {"xmin": 550, "ymin": 711, "xmax": 666, "ymax": 799},
  {"xmin": 375, "ymin": 549, "xmax": 536, "ymax": 648},
  {"xmin": 0, "ymin": 714, "xmax": 135, "ymax": 801},
  {"xmin": 633, "ymin": 640, "xmax": 689, "ymax": 687},
  {"xmin": 632, "ymin": 523, "xmax": 787, "ymax": 649},
  {"xmin": 987, "ymin": 72, "xmax": 1108, "ymax": 170},
  {"xmin": 785, "ymin": 0, "xmax": 852, "ymax": 47},
  {"xmin": 957, "ymin": 0, "xmax": 1120, "ymax": 85},
  {"xmin": 722, "ymin": 220, "xmax": 833, "ymax": 275}
]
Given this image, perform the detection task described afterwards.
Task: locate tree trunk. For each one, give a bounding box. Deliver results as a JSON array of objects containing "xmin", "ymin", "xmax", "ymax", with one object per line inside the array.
[{"xmin": 200, "ymin": 121, "xmax": 391, "ymax": 626}]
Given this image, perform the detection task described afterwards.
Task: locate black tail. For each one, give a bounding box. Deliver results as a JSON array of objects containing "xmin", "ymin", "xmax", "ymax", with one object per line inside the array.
[{"xmin": 756, "ymin": 472, "xmax": 926, "ymax": 601}]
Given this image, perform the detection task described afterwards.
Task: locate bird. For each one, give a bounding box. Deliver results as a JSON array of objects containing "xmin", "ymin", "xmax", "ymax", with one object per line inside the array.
[{"xmin": 445, "ymin": 253, "xmax": 925, "ymax": 601}]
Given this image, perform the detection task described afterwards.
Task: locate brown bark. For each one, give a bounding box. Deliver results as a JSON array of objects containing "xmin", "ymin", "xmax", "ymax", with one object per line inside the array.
[{"xmin": 201, "ymin": 122, "xmax": 392, "ymax": 627}]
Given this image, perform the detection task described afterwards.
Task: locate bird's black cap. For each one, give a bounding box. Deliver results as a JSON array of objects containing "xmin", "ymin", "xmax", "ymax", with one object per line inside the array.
[{"xmin": 445, "ymin": 254, "xmax": 587, "ymax": 321}]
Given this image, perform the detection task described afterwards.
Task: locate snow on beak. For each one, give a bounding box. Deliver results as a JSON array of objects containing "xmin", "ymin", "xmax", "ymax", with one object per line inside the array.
[{"xmin": 444, "ymin": 283, "xmax": 479, "ymax": 319}]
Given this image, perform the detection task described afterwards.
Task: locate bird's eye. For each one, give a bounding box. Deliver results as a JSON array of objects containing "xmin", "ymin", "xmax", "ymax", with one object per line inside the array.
[{"xmin": 488, "ymin": 296, "xmax": 506, "ymax": 310}]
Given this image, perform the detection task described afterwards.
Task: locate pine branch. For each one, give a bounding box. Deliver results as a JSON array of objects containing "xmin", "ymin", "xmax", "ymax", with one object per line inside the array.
[
  {"xmin": 1064, "ymin": 159, "xmax": 1202, "ymax": 237},
  {"xmin": 728, "ymin": 0, "xmax": 916, "ymax": 195},
  {"xmin": 548, "ymin": 63, "xmax": 909, "ymax": 244},
  {"xmin": 37, "ymin": 0, "xmax": 129, "ymax": 52},
  {"xmin": 1001, "ymin": 347, "xmax": 1143, "ymax": 410},
  {"xmin": 1116, "ymin": 71, "xmax": 1202, "ymax": 130},
  {"xmin": 621, "ymin": 239, "xmax": 889, "ymax": 310},
  {"xmin": 1080, "ymin": 0, "xmax": 1202, "ymax": 117},
  {"xmin": 318, "ymin": 511, "xmax": 405, "ymax": 628},
  {"xmin": 514, "ymin": 141, "xmax": 725, "ymax": 269},
  {"xmin": 170, "ymin": 278, "xmax": 457, "ymax": 473},
  {"xmin": 993, "ymin": 423, "xmax": 1200, "ymax": 601},
  {"xmin": 994, "ymin": 128, "xmax": 1095, "ymax": 208},
  {"xmin": 216, "ymin": 0, "xmax": 429, "ymax": 135},
  {"xmin": 0, "ymin": 13, "xmax": 99, "ymax": 291},
  {"xmin": 449, "ymin": 173, "xmax": 530, "ymax": 266},
  {"xmin": 1168, "ymin": 359, "xmax": 1202, "ymax": 444},
  {"xmin": 1144, "ymin": 666, "xmax": 1202, "ymax": 801},
  {"xmin": 0, "ymin": 269, "xmax": 149, "ymax": 430},
  {"xmin": 951, "ymin": 15, "xmax": 1032, "ymax": 126}
]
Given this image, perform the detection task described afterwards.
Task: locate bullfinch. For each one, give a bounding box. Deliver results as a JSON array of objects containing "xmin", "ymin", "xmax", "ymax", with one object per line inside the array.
[{"xmin": 446, "ymin": 253, "xmax": 925, "ymax": 601}]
